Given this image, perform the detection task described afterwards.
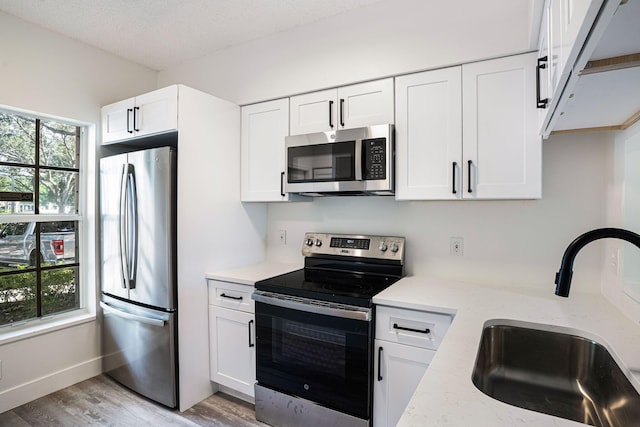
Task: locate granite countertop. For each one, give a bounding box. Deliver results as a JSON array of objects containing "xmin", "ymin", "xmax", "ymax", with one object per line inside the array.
[
  {"xmin": 373, "ymin": 276, "xmax": 640, "ymax": 426},
  {"xmin": 205, "ymin": 261, "xmax": 302, "ymax": 285}
]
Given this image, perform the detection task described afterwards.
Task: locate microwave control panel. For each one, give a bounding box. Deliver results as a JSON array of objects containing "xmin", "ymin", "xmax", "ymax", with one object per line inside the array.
[{"xmin": 363, "ymin": 138, "xmax": 386, "ymax": 180}]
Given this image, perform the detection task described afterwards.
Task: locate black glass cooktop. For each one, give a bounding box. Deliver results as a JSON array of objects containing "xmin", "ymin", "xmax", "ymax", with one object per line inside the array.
[{"xmin": 255, "ymin": 268, "xmax": 401, "ymax": 307}]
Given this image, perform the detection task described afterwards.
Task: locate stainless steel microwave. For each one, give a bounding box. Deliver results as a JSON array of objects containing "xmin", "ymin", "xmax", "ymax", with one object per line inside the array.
[{"xmin": 285, "ymin": 124, "xmax": 394, "ymax": 196}]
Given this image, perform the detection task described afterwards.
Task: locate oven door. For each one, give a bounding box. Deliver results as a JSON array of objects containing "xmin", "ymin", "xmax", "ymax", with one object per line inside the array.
[{"xmin": 253, "ymin": 292, "xmax": 372, "ymax": 420}]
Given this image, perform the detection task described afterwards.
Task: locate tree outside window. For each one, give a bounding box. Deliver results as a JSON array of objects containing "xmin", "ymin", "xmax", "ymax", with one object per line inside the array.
[{"xmin": 0, "ymin": 110, "xmax": 81, "ymax": 327}]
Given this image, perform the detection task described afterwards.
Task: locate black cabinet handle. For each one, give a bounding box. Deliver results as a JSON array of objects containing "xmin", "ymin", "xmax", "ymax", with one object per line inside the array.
[
  {"xmin": 467, "ymin": 160, "xmax": 473, "ymax": 193},
  {"xmin": 280, "ymin": 171, "xmax": 285, "ymax": 197},
  {"xmin": 377, "ymin": 346, "xmax": 383, "ymax": 381},
  {"xmin": 248, "ymin": 320, "xmax": 254, "ymax": 348},
  {"xmin": 452, "ymin": 161, "xmax": 457, "ymax": 194},
  {"xmin": 536, "ymin": 56, "xmax": 549, "ymax": 109},
  {"xmin": 339, "ymin": 98, "xmax": 345, "ymax": 127},
  {"xmin": 220, "ymin": 293, "xmax": 243, "ymax": 301},
  {"xmin": 329, "ymin": 100, "xmax": 334, "ymax": 129},
  {"xmin": 126, "ymin": 108, "xmax": 134, "ymax": 133},
  {"xmin": 133, "ymin": 106, "xmax": 140, "ymax": 132},
  {"xmin": 393, "ymin": 323, "xmax": 431, "ymax": 335}
]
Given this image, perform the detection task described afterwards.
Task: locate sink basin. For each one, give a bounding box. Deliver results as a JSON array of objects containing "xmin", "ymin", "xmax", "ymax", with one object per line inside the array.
[{"xmin": 472, "ymin": 319, "xmax": 640, "ymax": 427}]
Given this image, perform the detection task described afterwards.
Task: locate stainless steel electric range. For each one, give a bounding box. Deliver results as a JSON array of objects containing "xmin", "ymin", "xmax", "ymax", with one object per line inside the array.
[{"xmin": 253, "ymin": 232, "xmax": 405, "ymax": 427}]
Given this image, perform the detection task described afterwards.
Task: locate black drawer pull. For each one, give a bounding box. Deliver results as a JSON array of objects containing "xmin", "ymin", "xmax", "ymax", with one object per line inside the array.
[
  {"xmin": 467, "ymin": 160, "xmax": 473, "ymax": 193},
  {"xmin": 220, "ymin": 293, "xmax": 243, "ymax": 301},
  {"xmin": 248, "ymin": 319, "xmax": 254, "ymax": 348},
  {"xmin": 126, "ymin": 108, "xmax": 134, "ymax": 133},
  {"xmin": 536, "ymin": 56, "xmax": 549, "ymax": 109},
  {"xmin": 377, "ymin": 346, "xmax": 384, "ymax": 381},
  {"xmin": 329, "ymin": 100, "xmax": 334, "ymax": 129},
  {"xmin": 452, "ymin": 161, "xmax": 457, "ymax": 194},
  {"xmin": 393, "ymin": 323, "xmax": 430, "ymax": 334}
]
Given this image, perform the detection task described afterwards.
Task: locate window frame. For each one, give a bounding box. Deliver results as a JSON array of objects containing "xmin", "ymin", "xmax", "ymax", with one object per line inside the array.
[{"xmin": 0, "ymin": 105, "xmax": 94, "ymax": 339}]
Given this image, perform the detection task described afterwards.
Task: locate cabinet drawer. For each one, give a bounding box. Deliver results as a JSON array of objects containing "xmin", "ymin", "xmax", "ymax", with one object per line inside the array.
[
  {"xmin": 207, "ymin": 280, "xmax": 254, "ymax": 313},
  {"xmin": 375, "ymin": 305, "xmax": 452, "ymax": 351}
]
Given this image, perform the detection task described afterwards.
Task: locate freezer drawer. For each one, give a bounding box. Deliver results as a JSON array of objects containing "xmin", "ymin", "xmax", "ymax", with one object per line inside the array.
[{"xmin": 101, "ymin": 296, "xmax": 177, "ymax": 408}]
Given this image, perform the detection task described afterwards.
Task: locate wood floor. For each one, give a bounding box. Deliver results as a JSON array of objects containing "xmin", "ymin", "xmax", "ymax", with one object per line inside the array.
[{"xmin": 0, "ymin": 375, "xmax": 269, "ymax": 426}]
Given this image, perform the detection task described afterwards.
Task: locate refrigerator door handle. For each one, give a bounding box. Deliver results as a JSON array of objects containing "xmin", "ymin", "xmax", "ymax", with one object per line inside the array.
[
  {"xmin": 128, "ymin": 164, "xmax": 138, "ymax": 289},
  {"xmin": 118, "ymin": 164, "xmax": 130, "ymax": 289},
  {"xmin": 100, "ymin": 301, "xmax": 166, "ymax": 327}
]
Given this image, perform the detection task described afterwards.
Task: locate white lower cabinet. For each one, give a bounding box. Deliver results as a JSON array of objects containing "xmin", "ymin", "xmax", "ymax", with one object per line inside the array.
[
  {"xmin": 373, "ymin": 305, "xmax": 453, "ymax": 427},
  {"xmin": 208, "ymin": 280, "xmax": 255, "ymax": 398},
  {"xmin": 374, "ymin": 340, "xmax": 435, "ymax": 427}
]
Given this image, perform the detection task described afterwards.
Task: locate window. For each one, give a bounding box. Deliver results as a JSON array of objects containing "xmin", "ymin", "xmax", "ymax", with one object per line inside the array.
[{"xmin": 0, "ymin": 109, "xmax": 82, "ymax": 328}]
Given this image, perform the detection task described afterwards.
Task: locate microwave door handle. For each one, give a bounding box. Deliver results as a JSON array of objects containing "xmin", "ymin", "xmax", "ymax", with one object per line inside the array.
[{"xmin": 355, "ymin": 139, "xmax": 363, "ymax": 181}]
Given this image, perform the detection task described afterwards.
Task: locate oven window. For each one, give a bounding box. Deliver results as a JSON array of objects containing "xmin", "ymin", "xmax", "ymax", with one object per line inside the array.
[
  {"xmin": 255, "ymin": 302, "xmax": 371, "ymax": 419},
  {"xmin": 287, "ymin": 141, "xmax": 355, "ymax": 183},
  {"xmin": 277, "ymin": 319, "xmax": 346, "ymax": 378}
]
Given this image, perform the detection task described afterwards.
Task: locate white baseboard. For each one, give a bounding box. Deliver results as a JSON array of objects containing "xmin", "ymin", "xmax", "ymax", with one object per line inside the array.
[{"xmin": 0, "ymin": 356, "xmax": 102, "ymax": 414}]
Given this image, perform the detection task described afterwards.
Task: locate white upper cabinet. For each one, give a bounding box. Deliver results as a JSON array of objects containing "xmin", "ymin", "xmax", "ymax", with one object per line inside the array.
[
  {"xmin": 101, "ymin": 85, "xmax": 178, "ymax": 144},
  {"xmin": 241, "ymin": 98, "xmax": 304, "ymax": 202},
  {"xmin": 288, "ymin": 89, "xmax": 336, "ymax": 135},
  {"xmin": 537, "ymin": 0, "xmax": 604, "ymax": 137},
  {"xmin": 395, "ymin": 67, "xmax": 462, "ymax": 200},
  {"xmin": 289, "ymin": 78, "xmax": 394, "ymax": 135},
  {"xmin": 463, "ymin": 53, "xmax": 541, "ymax": 199},
  {"xmin": 395, "ymin": 53, "xmax": 541, "ymax": 200}
]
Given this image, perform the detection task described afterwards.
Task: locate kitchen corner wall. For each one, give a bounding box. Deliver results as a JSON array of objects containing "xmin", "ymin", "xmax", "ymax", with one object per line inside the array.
[
  {"xmin": 267, "ymin": 132, "xmax": 613, "ymax": 293},
  {"xmin": 602, "ymin": 121, "xmax": 640, "ymax": 324}
]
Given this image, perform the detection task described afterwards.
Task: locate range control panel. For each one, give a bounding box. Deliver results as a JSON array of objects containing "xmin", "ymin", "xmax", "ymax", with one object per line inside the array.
[{"xmin": 301, "ymin": 232, "xmax": 405, "ymax": 263}]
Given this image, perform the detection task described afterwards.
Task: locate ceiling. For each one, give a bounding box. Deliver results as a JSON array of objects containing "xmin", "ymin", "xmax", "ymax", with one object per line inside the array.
[{"xmin": 0, "ymin": 0, "xmax": 387, "ymax": 71}]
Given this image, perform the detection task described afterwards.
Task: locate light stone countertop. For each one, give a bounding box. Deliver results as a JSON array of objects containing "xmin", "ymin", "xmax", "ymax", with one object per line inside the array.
[
  {"xmin": 205, "ymin": 261, "xmax": 302, "ymax": 285},
  {"xmin": 373, "ymin": 276, "xmax": 640, "ymax": 427}
]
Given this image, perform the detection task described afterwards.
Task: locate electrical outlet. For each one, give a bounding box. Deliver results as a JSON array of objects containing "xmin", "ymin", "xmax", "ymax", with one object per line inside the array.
[
  {"xmin": 279, "ymin": 230, "xmax": 287, "ymax": 245},
  {"xmin": 450, "ymin": 237, "xmax": 464, "ymax": 256}
]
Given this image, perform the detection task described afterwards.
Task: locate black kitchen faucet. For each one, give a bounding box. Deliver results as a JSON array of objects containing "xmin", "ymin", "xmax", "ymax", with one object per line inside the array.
[{"xmin": 555, "ymin": 228, "xmax": 640, "ymax": 297}]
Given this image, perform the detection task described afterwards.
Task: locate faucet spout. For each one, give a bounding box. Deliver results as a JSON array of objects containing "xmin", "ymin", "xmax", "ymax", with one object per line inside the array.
[{"xmin": 555, "ymin": 228, "xmax": 640, "ymax": 297}]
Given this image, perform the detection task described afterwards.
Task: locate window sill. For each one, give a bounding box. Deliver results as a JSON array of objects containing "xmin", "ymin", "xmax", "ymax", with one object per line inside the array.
[{"xmin": 0, "ymin": 310, "xmax": 96, "ymax": 346}]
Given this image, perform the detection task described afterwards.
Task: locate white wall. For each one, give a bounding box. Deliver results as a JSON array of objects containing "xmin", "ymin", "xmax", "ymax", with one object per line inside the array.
[
  {"xmin": 267, "ymin": 133, "xmax": 612, "ymax": 293},
  {"xmin": 0, "ymin": 11, "xmax": 157, "ymax": 413},
  {"xmin": 158, "ymin": 0, "xmax": 611, "ymax": 294},
  {"xmin": 158, "ymin": 0, "xmax": 537, "ymax": 105},
  {"xmin": 602, "ymin": 121, "xmax": 640, "ymax": 324}
]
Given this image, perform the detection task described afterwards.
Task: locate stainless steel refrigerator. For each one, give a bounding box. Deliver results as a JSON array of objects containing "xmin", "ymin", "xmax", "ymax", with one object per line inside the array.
[{"xmin": 99, "ymin": 146, "xmax": 177, "ymax": 408}]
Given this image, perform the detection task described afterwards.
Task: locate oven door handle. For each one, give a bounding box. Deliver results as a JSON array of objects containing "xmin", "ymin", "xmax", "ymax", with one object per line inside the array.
[{"xmin": 252, "ymin": 291, "xmax": 371, "ymax": 322}]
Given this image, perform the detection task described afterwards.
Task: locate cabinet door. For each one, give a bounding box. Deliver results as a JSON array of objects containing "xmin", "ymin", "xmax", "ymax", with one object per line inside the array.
[
  {"xmin": 135, "ymin": 85, "xmax": 178, "ymax": 138},
  {"xmin": 241, "ymin": 98, "xmax": 297, "ymax": 202},
  {"xmin": 395, "ymin": 68, "xmax": 462, "ymax": 200},
  {"xmin": 289, "ymin": 89, "xmax": 337, "ymax": 135},
  {"xmin": 462, "ymin": 53, "xmax": 542, "ymax": 199},
  {"xmin": 558, "ymin": 0, "xmax": 603, "ymax": 88},
  {"xmin": 338, "ymin": 78, "xmax": 395, "ymax": 129},
  {"xmin": 101, "ymin": 97, "xmax": 135, "ymax": 144},
  {"xmin": 373, "ymin": 340, "xmax": 435, "ymax": 427},
  {"xmin": 209, "ymin": 305, "xmax": 255, "ymax": 397}
]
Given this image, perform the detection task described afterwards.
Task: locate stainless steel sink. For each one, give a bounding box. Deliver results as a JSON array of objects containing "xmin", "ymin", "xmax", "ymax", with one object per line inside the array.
[{"xmin": 472, "ymin": 319, "xmax": 640, "ymax": 427}]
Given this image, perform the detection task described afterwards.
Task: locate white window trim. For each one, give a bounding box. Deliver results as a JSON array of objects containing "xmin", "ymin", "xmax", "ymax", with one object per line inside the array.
[{"xmin": 0, "ymin": 106, "xmax": 96, "ymax": 341}]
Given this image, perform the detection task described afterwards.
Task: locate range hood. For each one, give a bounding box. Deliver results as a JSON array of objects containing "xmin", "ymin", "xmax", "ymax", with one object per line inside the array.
[{"xmin": 551, "ymin": 0, "xmax": 640, "ymax": 134}]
